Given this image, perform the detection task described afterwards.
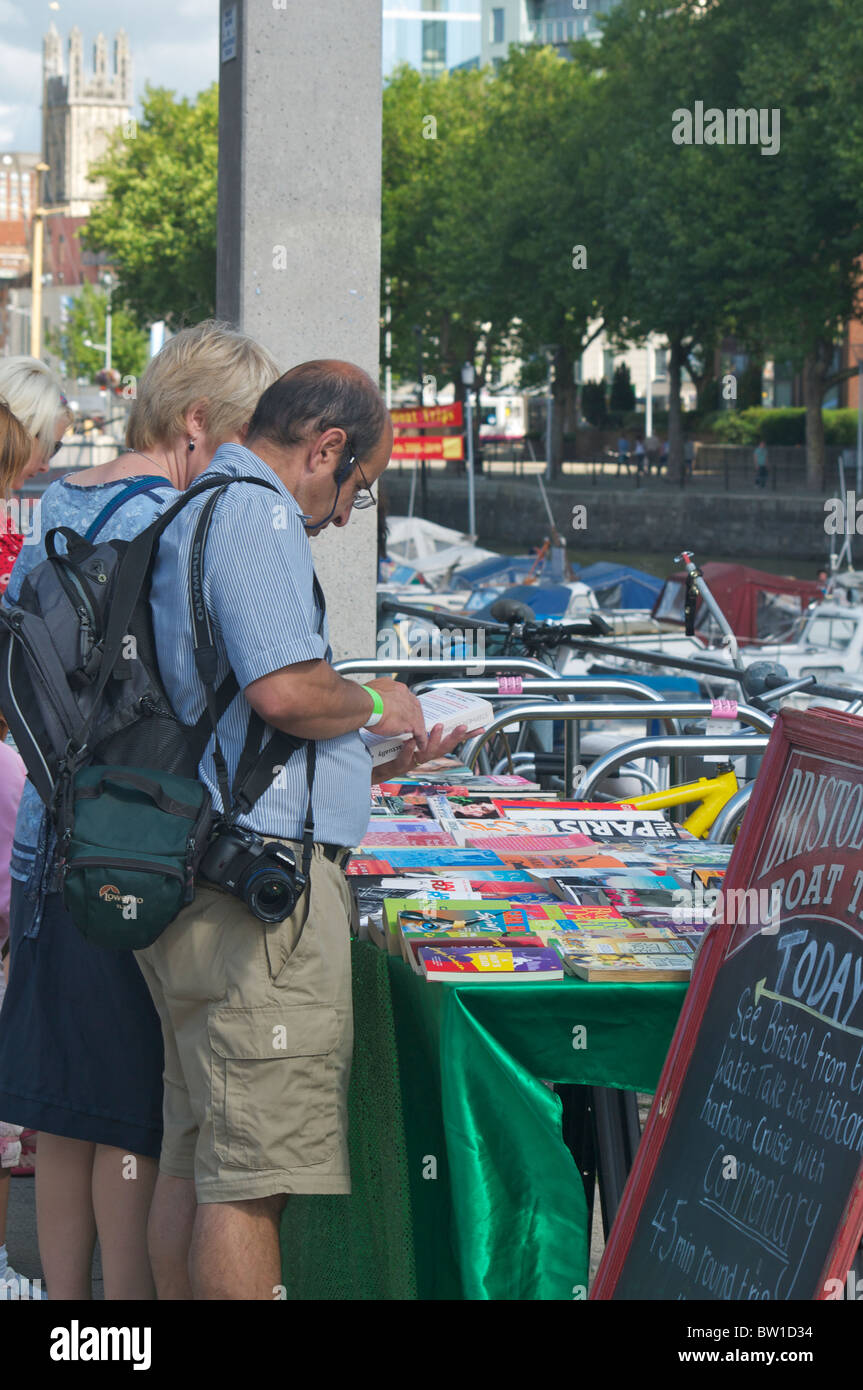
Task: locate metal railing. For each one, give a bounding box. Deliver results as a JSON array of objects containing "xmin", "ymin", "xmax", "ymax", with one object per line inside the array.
[
  {"xmin": 573, "ymin": 735, "xmax": 769, "ymax": 800},
  {"xmin": 334, "ymin": 656, "xmax": 558, "ymax": 682},
  {"xmin": 409, "ymin": 676, "xmax": 667, "ymax": 704},
  {"xmin": 462, "ymin": 701, "xmax": 772, "ymax": 797},
  {"xmin": 414, "ymin": 677, "xmax": 672, "ymax": 780},
  {"xmin": 708, "ymin": 782, "xmax": 755, "ymax": 843}
]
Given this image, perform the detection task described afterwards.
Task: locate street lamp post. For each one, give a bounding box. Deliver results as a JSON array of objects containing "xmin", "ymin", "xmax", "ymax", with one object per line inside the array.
[
  {"xmin": 30, "ymin": 162, "xmax": 50, "ymax": 360},
  {"xmin": 855, "ymin": 349, "xmax": 863, "ymax": 500},
  {"xmin": 384, "ymin": 276, "xmax": 392, "ymax": 410},
  {"xmin": 29, "ymin": 161, "xmax": 70, "ymax": 360},
  {"xmin": 543, "ymin": 346, "xmax": 557, "ymax": 481},
  {"xmin": 645, "ymin": 340, "xmax": 654, "ymax": 440},
  {"xmin": 462, "ymin": 360, "xmax": 476, "ymax": 536},
  {"xmin": 103, "ymin": 272, "xmax": 113, "ymax": 375},
  {"xmin": 412, "ymin": 325, "xmax": 427, "ymax": 511}
]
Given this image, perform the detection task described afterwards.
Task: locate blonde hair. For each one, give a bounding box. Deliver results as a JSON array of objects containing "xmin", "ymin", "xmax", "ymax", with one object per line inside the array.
[
  {"xmin": 0, "ymin": 399, "xmax": 32, "ymax": 495},
  {"xmin": 126, "ymin": 320, "xmax": 280, "ymax": 452},
  {"xmin": 0, "ymin": 357, "xmax": 70, "ymax": 461}
]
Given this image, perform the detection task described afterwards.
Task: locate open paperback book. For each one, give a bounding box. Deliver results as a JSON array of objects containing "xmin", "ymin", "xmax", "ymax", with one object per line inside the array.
[{"xmin": 360, "ymin": 687, "xmax": 494, "ymax": 766}]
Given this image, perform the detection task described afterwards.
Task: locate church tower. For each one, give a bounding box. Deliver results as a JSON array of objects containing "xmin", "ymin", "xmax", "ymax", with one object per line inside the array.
[{"xmin": 41, "ymin": 24, "xmax": 133, "ymax": 216}]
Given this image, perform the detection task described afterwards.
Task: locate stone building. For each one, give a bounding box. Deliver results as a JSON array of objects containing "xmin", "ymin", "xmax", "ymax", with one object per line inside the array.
[{"xmin": 42, "ymin": 24, "xmax": 133, "ymax": 217}]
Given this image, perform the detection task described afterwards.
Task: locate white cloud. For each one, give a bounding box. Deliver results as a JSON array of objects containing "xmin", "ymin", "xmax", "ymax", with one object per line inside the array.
[
  {"xmin": 0, "ymin": 42, "xmax": 41, "ymax": 148},
  {"xmin": 176, "ymin": 0, "xmax": 215, "ymax": 18},
  {"xmin": 0, "ymin": 2, "xmax": 25, "ymax": 28},
  {"xmin": 0, "ymin": 41, "xmax": 41, "ymax": 95},
  {"xmin": 133, "ymin": 36, "xmax": 218, "ymax": 100}
]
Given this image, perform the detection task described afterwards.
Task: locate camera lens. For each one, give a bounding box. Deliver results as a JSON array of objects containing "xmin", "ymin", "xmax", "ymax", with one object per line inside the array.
[{"xmin": 244, "ymin": 866, "xmax": 298, "ymax": 923}]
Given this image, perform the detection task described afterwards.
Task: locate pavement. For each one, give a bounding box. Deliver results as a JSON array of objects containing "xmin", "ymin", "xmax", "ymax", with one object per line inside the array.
[{"xmin": 4, "ymin": 1095, "xmax": 640, "ymax": 1297}]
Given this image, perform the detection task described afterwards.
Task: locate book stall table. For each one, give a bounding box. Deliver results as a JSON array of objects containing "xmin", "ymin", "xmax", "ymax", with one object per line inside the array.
[{"xmin": 279, "ymin": 940, "xmax": 686, "ymax": 1300}]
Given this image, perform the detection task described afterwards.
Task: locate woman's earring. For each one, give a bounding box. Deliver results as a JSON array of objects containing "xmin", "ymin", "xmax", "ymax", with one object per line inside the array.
[{"xmin": 188, "ymin": 439, "xmax": 196, "ymax": 452}]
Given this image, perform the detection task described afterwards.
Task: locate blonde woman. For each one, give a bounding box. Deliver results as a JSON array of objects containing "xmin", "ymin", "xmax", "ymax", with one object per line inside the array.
[
  {"xmin": 0, "ymin": 363, "xmax": 71, "ymax": 592},
  {"xmin": 0, "ymin": 322, "xmax": 279, "ymax": 1300}
]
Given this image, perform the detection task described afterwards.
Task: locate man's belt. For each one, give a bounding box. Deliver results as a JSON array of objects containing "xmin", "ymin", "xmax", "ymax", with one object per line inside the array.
[{"xmin": 321, "ymin": 843, "xmax": 352, "ymax": 870}]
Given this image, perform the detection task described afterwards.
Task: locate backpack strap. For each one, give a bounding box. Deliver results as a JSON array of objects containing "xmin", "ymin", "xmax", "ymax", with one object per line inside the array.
[
  {"xmin": 228, "ymin": 573, "xmax": 326, "ymax": 813},
  {"xmin": 64, "ymin": 474, "xmax": 276, "ymax": 764},
  {"xmin": 187, "ymin": 484, "xmax": 319, "ymax": 878},
  {"xmin": 84, "ymin": 478, "xmax": 174, "ymax": 542}
]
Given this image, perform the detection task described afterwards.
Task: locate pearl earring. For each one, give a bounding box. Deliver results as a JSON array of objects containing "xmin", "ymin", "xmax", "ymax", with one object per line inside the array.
[{"xmin": 188, "ymin": 439, "xmax": 196, "ymax": 452}]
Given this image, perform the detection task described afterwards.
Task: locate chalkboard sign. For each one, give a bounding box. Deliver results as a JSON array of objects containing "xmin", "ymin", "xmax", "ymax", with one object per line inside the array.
[{"xmin": 593, "ymin": 708, "xmax": 863, "ymax": 1300}]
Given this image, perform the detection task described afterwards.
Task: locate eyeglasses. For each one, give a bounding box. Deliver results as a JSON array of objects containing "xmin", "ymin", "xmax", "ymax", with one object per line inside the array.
[{"xmin": 350, "ymin": 456, "xmax": 377, "ymax": 510}]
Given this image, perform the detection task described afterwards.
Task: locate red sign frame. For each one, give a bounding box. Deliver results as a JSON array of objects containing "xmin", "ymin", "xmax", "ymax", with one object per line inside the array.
[{"xmin": 592, "ymin": 707, "xmax": 863, "ymax": 1300}]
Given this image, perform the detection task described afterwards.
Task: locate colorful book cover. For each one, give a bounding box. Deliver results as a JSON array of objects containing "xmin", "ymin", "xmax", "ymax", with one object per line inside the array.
[
  {"xmin": 453, "ymin": 819, "xmax": 560, "ymax": 842},
  {"xmin": 419, "ymin": 944, "xmax": 564, "ymax": 982},
  {"xmin": 553, "ymin": 936, "xmax": 696, "ymax": 958},
  {"xmin": 556, "ymin": 945, "xmax": 693, "ymax": 982},
  {"xmin": 503, "ymin": 850, "xmax": 648, "ymax": 871},
  {"xmin": 490, "ymin": 802, "xmax": 678, "ymax": 838},
  {"xmin": 540, "ymin": 904, "xmax": 632, "ymax": 931},
  {"xmin": 547, "ymin": 927, "xmax": 687, "ymax": 950},
  {"xmin": 464, "ymin": 883, "xmax": 563, "ymax": 902},
  {"xmin": 391, "ymin": 901, "xmax": 517, "ymax": 932},
  {"xmin": 358, "ymin": 832, "xmax": 456, "ymax": 848},
  {"xmin": 346, "ymin": 848, "xmax": 507, "ymax": 875},
  {"xmin": 382, "ymin": 898, "xmax": 514, "ymax": 956},
  {"xmin": 464, "ymin": 834, "xmax": 595, "ymax": 852},
  {"xmin": 402, "ymin": 931, "xmax": 546, "ymax": 972},
  {"xmin": 491, "ymin": 799, "xmax": 624, "ymax": 813}
]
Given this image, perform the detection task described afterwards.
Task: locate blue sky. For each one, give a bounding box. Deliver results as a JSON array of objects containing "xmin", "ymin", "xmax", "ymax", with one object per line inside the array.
[{"xmin": 0, "ymin": 0, "xmax": 219, "ymax": 151}]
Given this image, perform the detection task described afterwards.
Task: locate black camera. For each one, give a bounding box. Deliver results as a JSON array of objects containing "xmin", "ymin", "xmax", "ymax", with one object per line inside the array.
[{"xmin": 198, "ymin": 825, "xmax": 308, "ymax": 923}]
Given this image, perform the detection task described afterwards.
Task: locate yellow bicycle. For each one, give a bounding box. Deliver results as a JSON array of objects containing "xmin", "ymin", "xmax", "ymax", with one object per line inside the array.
[{"xmin": 612, "ymin": 765, "xmax": 740, "ymax": 839}]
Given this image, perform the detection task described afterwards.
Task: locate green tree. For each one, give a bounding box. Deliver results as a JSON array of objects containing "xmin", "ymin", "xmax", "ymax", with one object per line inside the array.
[
  {"xmin": 382, "ymin": 64, "xmax": 514, "ymax": 426},
  {"xmin": 594, "ymin": 0, "xmax": 863, "ymax": 488},
  {"xmin": 707, "ymin": 0, "xmax": 863, "ymax": 487},
  {"xmin": 581, "ymin": 379, "xmax": 607, "ymax": 427},
  {"xmin": 82, "ymin": 85, "xmax": 218, "ymax": 328},
  {"xmin": 609, "ymin": 362, "xmax": 636, "ymax": 413},
  {"xmin": 590, "ymin": 0, "xmax": 736, "ymax": 483},
  {"xmin": 485, "ymin": 45, "xmax": 609, "ymax": 475},
  {"xmin": 47, "ymin": 282, "xmax": 149, "ymax": 383}
]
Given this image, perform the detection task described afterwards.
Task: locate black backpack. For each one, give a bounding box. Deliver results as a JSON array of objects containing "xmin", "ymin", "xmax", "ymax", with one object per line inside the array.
[{"xmin": 0, "ymin": 474, "xmax": 314, "ymax": 948}]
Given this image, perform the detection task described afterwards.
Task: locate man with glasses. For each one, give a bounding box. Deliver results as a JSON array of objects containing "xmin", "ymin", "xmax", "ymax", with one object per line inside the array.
[{"xmin": 141, "ymin": 360, "xmax": 471, "ymax": 1300}]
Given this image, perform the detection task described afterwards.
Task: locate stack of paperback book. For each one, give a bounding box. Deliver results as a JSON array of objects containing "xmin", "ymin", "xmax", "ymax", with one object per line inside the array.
[{"xmin": 349, "ymin": 769, "xmax": 731, "ymax": 984}]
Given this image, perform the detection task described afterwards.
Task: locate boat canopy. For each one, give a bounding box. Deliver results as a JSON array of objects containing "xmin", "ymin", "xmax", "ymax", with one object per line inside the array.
[
  {"xmin": 456, "ymin": 554, "xmax": 537, "ymax": 588},
  {"xmin": 576, "ymin": 561, "xmax": 664, "ymax": 611},
  {"xmin": 652, "ymin": 562, "xmax": 822, "ymax": 642}
]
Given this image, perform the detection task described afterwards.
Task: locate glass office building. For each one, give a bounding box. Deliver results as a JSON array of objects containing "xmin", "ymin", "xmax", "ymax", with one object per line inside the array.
[
  {"xmin": 482, "ymin": 0, "xmax": 620, "ymax": 67},
  {"xmin": 383, "ymin": 2, "xmax": 482, "ymax": 77}
]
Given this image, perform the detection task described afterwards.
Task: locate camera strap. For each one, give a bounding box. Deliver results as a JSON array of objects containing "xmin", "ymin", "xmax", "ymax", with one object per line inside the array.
[{"xmin": 188, "ymin": 481, "xmax": 324, "ymax": 864}]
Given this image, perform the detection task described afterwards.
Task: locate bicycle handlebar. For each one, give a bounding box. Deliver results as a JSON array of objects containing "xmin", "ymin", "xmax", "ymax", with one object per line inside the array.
[
  {"xmin": 377, "ymin": 597, "xmax": 611, "ymax": 645},
  {"xmin": 759, "ymin": 671, "xmax": 863, "ymax": 706}
]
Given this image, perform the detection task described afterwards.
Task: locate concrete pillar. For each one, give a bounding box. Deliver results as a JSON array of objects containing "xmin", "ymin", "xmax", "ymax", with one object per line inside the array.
[{"xmin": 217, "ymin": 0, "xmax": 382, "ymax": 661}]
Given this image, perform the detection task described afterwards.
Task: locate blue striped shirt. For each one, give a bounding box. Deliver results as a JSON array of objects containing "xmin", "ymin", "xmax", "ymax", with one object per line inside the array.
[{"xmin": 150, "ymin": 444, "xmax": 373, "ymax": 848}]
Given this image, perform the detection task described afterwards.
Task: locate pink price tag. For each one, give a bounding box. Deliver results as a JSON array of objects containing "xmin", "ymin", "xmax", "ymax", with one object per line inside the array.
[
  {"xmin": 497, "ymin": 675, "xmax": 523, "ymax": 695},
  {"xmin": 710, "ymin": 699, "xmax": 738, "ymax": 719}
]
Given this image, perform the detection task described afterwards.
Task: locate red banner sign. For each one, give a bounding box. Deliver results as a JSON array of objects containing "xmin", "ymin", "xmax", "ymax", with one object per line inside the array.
[
  {"xmin": 391, "ymin": 403, "xmax": 463, "ymax": 428},
  {"xmin": 391, "ymin": 435, "xmax": 464, "ymax": 461}
]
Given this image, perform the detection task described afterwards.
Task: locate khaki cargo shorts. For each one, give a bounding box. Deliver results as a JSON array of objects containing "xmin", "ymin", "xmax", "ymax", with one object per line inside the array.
[{"xmin": 135, "ymin": 842, "xmax": 354, "ymax": 1203}]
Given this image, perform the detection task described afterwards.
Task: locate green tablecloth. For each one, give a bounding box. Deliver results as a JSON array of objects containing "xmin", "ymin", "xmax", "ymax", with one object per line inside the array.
[{"xmin": 280, "ymin": 941, "xmax": 685, "ymax": 1300}]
